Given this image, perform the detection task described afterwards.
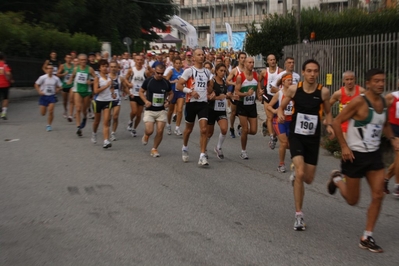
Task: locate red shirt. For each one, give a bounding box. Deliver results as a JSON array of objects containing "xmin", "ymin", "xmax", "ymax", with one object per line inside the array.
[
  {"xmin": 388, "ymin": 91, "xmax": 399, "ymax": 125},
  {"xmin": 0, "ymin": 61, "xmax": 11, "ymax": 88},
  {"xmin": 339, "ymin": 85, "xmax": 360, "ymax": 132}
]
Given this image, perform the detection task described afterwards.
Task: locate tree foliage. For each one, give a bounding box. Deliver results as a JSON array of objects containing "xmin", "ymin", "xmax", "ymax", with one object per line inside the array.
[
  {"xmin": 245, "ymin": 7, "xmax": 399, "ymax": 60},
  {"xmin": 0, "ymin": 0, "xmax": 176, "ymax": 55}
]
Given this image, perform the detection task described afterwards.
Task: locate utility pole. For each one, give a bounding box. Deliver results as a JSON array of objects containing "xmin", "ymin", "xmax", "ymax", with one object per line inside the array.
[
  {"xmin": 292, "ymin": 0, "xmax": 301, "ymax": 43},
  {"xmin": 283, "ymin": 0, "xmax": 288, "ymax": 16}
]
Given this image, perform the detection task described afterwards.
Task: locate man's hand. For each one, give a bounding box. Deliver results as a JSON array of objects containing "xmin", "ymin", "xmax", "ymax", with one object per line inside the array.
[
  {"xmin": 144, "ymin": 100, "xmax": 151, "ymax": 108},
  {"xmin": 341, "ymin": 145, "xmax": 355, "ymax": 163}
]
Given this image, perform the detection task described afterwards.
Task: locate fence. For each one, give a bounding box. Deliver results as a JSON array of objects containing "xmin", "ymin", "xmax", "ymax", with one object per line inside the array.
[
  {"xmin": 283, "ymin": 32, "xmax": 399, "ymax": 96},
  {"xmin": 7, "ymin": 56, "xmax": 44, "ymax": 87}
]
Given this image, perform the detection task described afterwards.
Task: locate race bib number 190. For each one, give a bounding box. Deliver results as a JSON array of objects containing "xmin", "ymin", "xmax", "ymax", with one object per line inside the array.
[{"xmin": 294, "ymin": 113, "xmax": 318, "ymax": 135}]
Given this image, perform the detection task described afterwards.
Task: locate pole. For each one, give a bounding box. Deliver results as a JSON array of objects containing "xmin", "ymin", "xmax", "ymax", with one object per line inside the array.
[
  {"xmin": 292, "ymin": 0, "xmax": 301, "ymax": 43},
  {"xmin": 283, "ymin": 0, "xmax": 288, "ymax": 16}
]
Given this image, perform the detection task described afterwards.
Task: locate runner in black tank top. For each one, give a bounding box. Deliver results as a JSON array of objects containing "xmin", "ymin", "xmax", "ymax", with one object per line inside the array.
[{"xmin": 277, "ymin": 59, "xmax": 334, "ymax": 231}]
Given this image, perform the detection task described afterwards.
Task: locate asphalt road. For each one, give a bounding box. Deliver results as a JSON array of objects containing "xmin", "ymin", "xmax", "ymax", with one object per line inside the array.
[{"xmin": 1, "ymin": 94, "xmax": 398, "ymax": 266}]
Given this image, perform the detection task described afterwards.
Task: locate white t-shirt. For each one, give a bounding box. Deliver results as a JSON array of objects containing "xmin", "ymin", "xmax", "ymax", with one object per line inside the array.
[
  {"xmin": 181, "ymin": 67, "xmax": 211, "ymax": 103},
  {"xmin": 96, "ymin": 76, "xmax": 113, "ymax": 102},
  {"xmin": 35, "ymin": 74, "xmax": 62, "ymax": 96},
  {"xmin": 270, "ymin": 71, "xmax": 300, "ymax": 88}
]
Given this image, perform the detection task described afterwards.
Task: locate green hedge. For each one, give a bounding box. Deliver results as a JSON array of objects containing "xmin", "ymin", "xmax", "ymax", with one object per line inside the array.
[
  {"xmin": 0, "ymin": 12, "xmax": 101, "ymax": 59},
  {"xmin": 245, "ymin": 8, "xmax": 399, "ymax": 59}
]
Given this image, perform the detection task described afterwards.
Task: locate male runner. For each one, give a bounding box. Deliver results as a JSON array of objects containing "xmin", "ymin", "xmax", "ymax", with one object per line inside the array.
[
  {"xmin": 277, "ymin": 59, "xmax": 334, "ymax": 231},
  {"xmin": 0, "ymin": 52, "xmax": 13, "ymax": 120},
  {"xmin": 328, "ymin": 69, "xmax": 399, "ymax": 253},
  {"xmin": 57, "ymin": 54, "xmax": 74, "ymax": 118}
]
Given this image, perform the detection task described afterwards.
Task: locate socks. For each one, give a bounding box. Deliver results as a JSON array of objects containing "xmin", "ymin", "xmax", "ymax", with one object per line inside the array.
[
  {"xmin": 182, "ymin": 145, "xmax": 188, "ymax": 151},
  {"xmin": 217, "ymin": 133, "xmax": 226, "ymax": 149},
  {"xmin": 2, "ymin": 107, "xmax": 7, "ymax": 113},
  {"xmin": 363, "ymin": 231, "xmax": 372, "ymax": 239},
  {"xmin": 200, "ymin": 153, "xmax": 206, "ymax": 158}
]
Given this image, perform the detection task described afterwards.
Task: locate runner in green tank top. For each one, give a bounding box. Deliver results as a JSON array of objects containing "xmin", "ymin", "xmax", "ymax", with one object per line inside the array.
[
  {"xmin": 67, "ymin": 53, "xmax": 96, "ymax": 137},
  {"xmin": 57, "ymin": 54, "xmax": 74, "ymax": 118}
]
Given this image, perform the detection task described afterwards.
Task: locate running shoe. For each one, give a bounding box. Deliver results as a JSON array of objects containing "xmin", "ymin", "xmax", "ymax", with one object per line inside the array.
[
  {"xmin": 383, "ymin": 179, "xmax": 390, "ymax": 194},
  {"xmin": 63, "ymin": 112, "xmax": 67, "ymax": 119},
  {"xmin": 174, "ymin": 128, "xmax": 182, "ymax": 136},
  {"xmin": 214, "ymin": 146, "xmax": 224, "ymax": 159},
  {"xmin": 172, "ymin": 114, "xmax": 177, "ymax": 122},
  {"xmin": 166, "ymin": 125, "xmax": 172, "ymax": 135},
  {"xmin": 289, "ymin": 163, "xmax": 295, "ymax": 186},
  {"xmin": 393, "ymin": 185, "xmax": 399, "ymax": 197},
  {"xmin": 327, "ymin": 170, "xmax": 342, "ymax": 195},
  {"xmin": 46, "ymin": 125, "xmax": 52, "ymax": 132},
  {"xmin": 88, "ymin": 111, "xmax": 94, "ymax": 119},
  {"xmin": 103, "ymin": 140, "xmax": 112, "ymax": 149},
  {"xmin": 359, "ymin": 236, "xmax": 383, "ymax": 253},
  {"xmin": 294, "ymin": 213, "xmax": 306, "ymax": 231},
  {"xmin": 262, "ymin": 122, "xmax": 267, "ymax": 137},
  {"xmin": 269, "ymin": 135, "xmax": 276, "ymax": 150},
  {"xmin": 182, "ymin": 149, "xmax": 189, "ymax": 162},
  {"xmin": 67, "ymin": 116, "xmax": 73, "ymax": 122},
  {"xmin": 240, "ymin": 151, "xmax": 248, "ymax": 160},
  {"xmin": 80, "ymin": 118, "xmax": 87, "ymax": 129},
  {"xmin": 110, "ymin": 132, "xmax": 116, "ymax": 141},
  {"xmin": 229, "ymin": 128, "xmax": 236, "ymax": 138},
  {"xmin": 76, "ymin": 127, "xmax": 82, "ymax": 137},
  {"xmin": 277, "ymin": 164, "xmax": 286, "ymax": 173},
  {"xmin": 198, "ymin": 155, "xmax": 209, "ymax": 167},
  {"xmin": 151, "ymin": 149, "xmax": 160, "ymax": 157},
  {"xmin": 237, "ymin": 125, "xmax": 242, "ymax": 136},
  {"xmin": 127, "ymin": 121, "xmax": 133, "ymax": 131},
  {"xmin": 131, "ymin": 129, "xmax": 137, "ymax": 137},
  {"xmin": 142, "ymin": 134, "xmax": 149, "ymax": 145},
  {"xmin": 1, "ymin": 113, "xmax": 7, "ymax": 120},
  {"xmin": 91, "ymin": 133, "xmax": 97, "ymax": 144}
]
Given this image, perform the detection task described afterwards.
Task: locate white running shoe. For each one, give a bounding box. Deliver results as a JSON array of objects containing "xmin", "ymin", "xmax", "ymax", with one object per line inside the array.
[
  {"xmin": 174, "ymin": 128, "xmax": 182, "ymax": 136},
  {"xmin": 182, "ymin": 150, "xmax": 189, "ymax": 162},
  {"xmin": 91, "ymin": 133, "xmax": 97, "ymax": 144},
  {"xmin": 131, "ymin": 129, "xmax": 137, "ymax": 137},
  {"xmin": 294, "ymin": 213, "xmax": 306, "ymax": 231},
  {"xmin": 127, "ymin": 121, "xmax": 133, "ymax": 131},
  {"xmin": 198, "ymin": 155, "xmax": 209, "ymax": 167},
  {"xmin": 240, "ymin": 151, "xmax": 248, "ymax": 160},
  {"xmin": 103, "ymin": 139, "xmax": 112, "ymax": 149},
  {"xmin": 110, "ymin": 132, "xmax": 116, "ymax": 141},
  {"xmin": 166, "ymin": 125, "xmax": 172, "ymax": 135}
]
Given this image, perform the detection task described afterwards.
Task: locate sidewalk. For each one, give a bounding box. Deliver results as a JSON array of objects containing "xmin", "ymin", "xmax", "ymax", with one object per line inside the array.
[{"xmin": 8, "ymin": 87, "xmax": 38, "ymax": 100}]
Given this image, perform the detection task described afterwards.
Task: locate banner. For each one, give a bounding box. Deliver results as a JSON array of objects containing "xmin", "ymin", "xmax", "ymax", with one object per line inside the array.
[
  {"xmin": 215, "ymin": 32, "xmax": 246, "ymax": 50},
  {"xmin": 210, "ymin": 20, "xmax": 215, "ymax": 48},
  {"xmin": 168, "ymin": 15, "xmax": 198, "ymax": 48},
  {"xmin": 225, "ymin": 23, "xmax": 233, "ymax": 49}
]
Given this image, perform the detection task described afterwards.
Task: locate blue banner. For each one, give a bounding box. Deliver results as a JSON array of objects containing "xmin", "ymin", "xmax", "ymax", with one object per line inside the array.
[{"xmin": 215, "ymin": 32, "xmax": 246, "ymax": 50}]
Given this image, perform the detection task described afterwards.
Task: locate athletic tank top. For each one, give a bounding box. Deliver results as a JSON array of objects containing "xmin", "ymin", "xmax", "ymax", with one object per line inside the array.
[
  {"xmin": 48, "ymin": 59, "xmax": 59, "ymax": 75},
  {"xmin": 62, "ymin": 63, "xmax": 74, "ymax": 88},
  {"xmin": 276, "ymin": 90, "xmax": 293, "ymax": 121},
  {"xmin": 185, "ymin": 67, "xmax": 210, "ymax": 103},
  {"xmin": 238, "ymin": 71, "xmax": 258, "ymax": 105},
  {"xmin": 346, "ymin": 95, "xmax": 387, "ymax": 152},
  {"xmin": 339, "ymin": 85, "xmax": 360, "ymax": 112},
  {"xmin": 96, "ymin": 75, "xmax": 113, "ymax": 102},
  {"xmin": 232, "ymin": 66, "xmax": 243, "ymax": 83},
  {"xmin": 209, "ymin": 78, "xmax": 228, "ymax": 112},
  {"xmin": 75, "ymin": 65, "xmax": 91, "ymax": 93},
  {"xmin": 111, "ymin": 75, "xmax": 121, "ymax": 101},
  {"xmin": 171, "ymin": 68, "xmax": 184, "ymax": 92},
  {"xmin": 388, "ymin": 91, "xmax": 399, "ymax": 125},
  {"xmin": 131, "ymin": 67, "xmax": 146, "ymax": 96},
  {"xmin": 290, "ymin": 82, "xmax": 323, "ymax": 137},
  {"xmin": 263, "ymin": 67, "xmax": 281, "ymax": 95}
]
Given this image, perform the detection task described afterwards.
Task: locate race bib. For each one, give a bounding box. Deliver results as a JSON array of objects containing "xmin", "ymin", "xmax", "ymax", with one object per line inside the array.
[
  {"xmin": 152, "ymin": 93, "xmax": 164, "ymax": 107},
  {"xmin": 244, "ymin": 92, "xmax": 255, "ymax": 105},
  {"xmin": 194, "ymin": 80, "xmax": 207, "ymax": 92},
  {"xmin": 52, "ymin": 67, "xmax": 58, "ymax": 75},
  {"xmin": 76, "ymin": 72, "xmax": 88, "ymax": 84},
  {"xmin": 363, "ymin": 123, "xmax": 382, "ymax": 147},
  {"xmin": 396, "ymin": 102, "xmax": 399, "ymax": 118},
  {"xmin": 214, "ymin": 99, "xmax": 226, "ymax": 111},
  {"xmin": 64, "ymin": 74, "xmax": 71, "ymax": 82},
  {"xmin": 284, "ymin": 101, "xmax": 293, "ymax": 115},
  {"xmin": 46, "ymin": 85, "xmax": 55, "ymax": 94},
  {"xmin": 134, "ymin": 85, "xmax": 140, "ymax": 95},
  {"xmin": 294, "ymin": 113, "xmax": 318, "ymax": 135}
]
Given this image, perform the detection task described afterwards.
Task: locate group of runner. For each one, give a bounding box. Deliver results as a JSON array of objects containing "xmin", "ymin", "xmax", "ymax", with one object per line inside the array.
[{"xmin": 2, "ymin": 47, "xmax": 399, "ymax": 253}]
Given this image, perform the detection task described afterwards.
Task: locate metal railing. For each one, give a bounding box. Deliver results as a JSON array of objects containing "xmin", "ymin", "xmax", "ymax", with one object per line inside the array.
[
  {"xmin": 283, "ymin": 33, "xmax": 399, "ymax": 94},
  {"xmin": 6, "ymin": 56, "xmax": 44, "ymax": 87}
]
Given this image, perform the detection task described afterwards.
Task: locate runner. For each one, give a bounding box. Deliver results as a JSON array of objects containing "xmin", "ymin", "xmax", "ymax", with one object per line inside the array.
[
  {"xmin": 57, "ymin": 54, "xmax": 74, "ymax": 119},
  {"xmin": 108, "ymin": 61, "xmax": 123, "ymax": 141},
  {"xmin": 226, "ymin": 52, "xmax": 247, "ymax": 138},
  {"xmin": 234, "ymin": 57, "xmax": 258, "ymax": 159},
  {"xmin": 267, "ymin": 73, "xmax": 294, "ymax": 172},
  {"xmin": 329, "ymin": 71, "xmax": 365, "ymax": 139},
  {"xmin": 277, "ymin": 59, "xmax": 334, "ymax": 231},
  {"xmin": 91, "ymin": 59, "xmax": 115, "ymax": 148},
  {"xmin": 328, "ymin": 68, "xmax": 399, "ymax": 253},
  {"xmin": 176, "ymin": 48, "xmax": 212, "ymax": 166},
  {"xmin": 258, "ymin": 54, "xmax": 283, "ymax": 139},
  {"xmin": 0, "ymin": 52, "xmax": 13, "ymax": 120},
  {"xmin": 42, "ymin": 50, "xmax": 60, "ymax": 75},
  {"xmin": 207, "ymin": 63, "xmax": 229, "ymax": 159},
  {"xmin": 67, "ymin": 53, "xmax": 97, "ymax": 137},
  {"xmin": 269, "ymin": 57, "xmax": 301, "ymax": 149},
  {"xmin": 67, "ymin": 57, "xmax": 79, "ymax": 122},
  {"xmin": 88, "ymin": 52, "xmax": 100, "ymax": 119},
  {"xmin": 165, "ymin": 57, "xmax": 184, "ymax": 136},
  {"xmin": 139, "ymin": 64, "xmax": 173, "ymax": 157},
  {"xmin": 124, "ymin": 55, "xmax": 151, "ymax": 137},
  {"xmin": 34, "ymin": 65, "xmax": 62, "ymax": 131},
  {"xmin": 384, "ymin": 79, "xmax": 399, "ymax": 195}
]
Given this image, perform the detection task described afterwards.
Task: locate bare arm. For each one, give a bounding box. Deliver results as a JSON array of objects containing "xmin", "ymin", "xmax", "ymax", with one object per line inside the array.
[
  {"xmin": 321, "ymin": 87, "xmax": 334, "ymax": 137},
  {"xmin": 267, "ymin": 93, "xmax": 280, "ymax": 114},
  {"xmin": 42, "ymin": 60, "xmax": 49, "ymax": 73},
  {"xmin": 57, "ymin": 64, "xmax": 65, "ymax": 78},
  {"xmin": 165, "ymin": 70, "xmax": 173, "ymax": 82},
  {"xmin": 226, "ymin": 68, "xmax": 236, "ymax": 86},
  {"xmin": 329, "ymin": 89, "xmax": 341, "ymax": 106},
  {"xmin": 67, "ymin": 67, "xmax": 77, "ymax": 85},
  {"xmin": 139, "ymin": 88, "xmax": 150, "ymax": 107},
  {"xmin": 277, "ymin": 84, "xmax": 296, "ymax": 123}
]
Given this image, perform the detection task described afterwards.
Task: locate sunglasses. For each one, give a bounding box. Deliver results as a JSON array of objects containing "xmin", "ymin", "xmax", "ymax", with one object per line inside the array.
[{"xmin": 156, "ymin": 72, "xmax": 164, "ymax": 75}]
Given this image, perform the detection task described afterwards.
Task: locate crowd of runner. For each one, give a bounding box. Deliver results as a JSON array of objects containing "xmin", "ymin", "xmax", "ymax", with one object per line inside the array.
[{"xmin": 1, "ymin": 47, "xmax": 399, "ymax": 253}]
